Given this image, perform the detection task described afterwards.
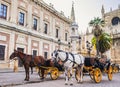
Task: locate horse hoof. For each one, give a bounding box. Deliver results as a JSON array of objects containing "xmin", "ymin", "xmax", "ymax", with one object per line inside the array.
[
  {"xmin": 40, "ymin": 78, "xmax": 44, "ymax": 81},
  {"xmin": 24, "ymin": 79, "xmax": 29, "ymax": 81},
  {"xmin": 70, "ymin": 83, "xmax": 73, "ymax": 86},
  {"xmin": 41, "ymin": 79, "xmax": 44, "ymax": 81},
  {"xmin": 80, "ymin": 82, "xmax": 83, "ymax": 84},
  {"xmin": 65, "ymin": 83, "xmax": 68, "ymax": 85}
]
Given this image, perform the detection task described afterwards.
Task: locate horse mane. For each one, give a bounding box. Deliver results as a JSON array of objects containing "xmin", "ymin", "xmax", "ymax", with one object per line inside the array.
[{"xmin": 57, "ymin": 49, "xmax": 64, "ymax": 52}]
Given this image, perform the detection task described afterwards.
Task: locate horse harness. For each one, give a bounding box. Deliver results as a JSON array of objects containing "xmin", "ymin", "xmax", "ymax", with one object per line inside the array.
[
  {"xmin": 57, "ymin": 51, "xmax": 84, "ymax": 67},
  {"xmin": 58, "ymin": 52, "xmax": 76, "ymax": 67}
]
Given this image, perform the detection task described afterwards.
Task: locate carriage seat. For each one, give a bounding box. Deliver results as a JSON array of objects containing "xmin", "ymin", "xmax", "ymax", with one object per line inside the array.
[{"xmin": 84, "ymin": 57, "xmax": 95, "ymax": 66}]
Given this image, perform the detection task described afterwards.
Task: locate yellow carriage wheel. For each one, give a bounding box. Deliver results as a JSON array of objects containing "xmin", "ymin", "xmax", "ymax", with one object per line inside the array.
[
  {"xmin": 114, "ymin": 66, "xmax": 119, "ymax": 73},
  {"xmin": 50, "ymin": 67, "xmax": 59, "ymax": 80},
  {"xmin": 108, "ymin": 65, "xmax": 113, "ymax": 81},
  {"xmin": 93, "ymin": 68, "xmax": 102, "ymax": 83},
  {"xmin": 38, "ymin": 69, "xmax": 48, "ymax": 79}
]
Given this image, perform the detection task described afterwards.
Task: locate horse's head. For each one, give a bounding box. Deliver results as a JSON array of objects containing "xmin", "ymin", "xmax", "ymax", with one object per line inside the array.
[
  {"xmin": 51, "ymin": 50, "xmax": 58, "ymax": 58},
  {"xmin": 9, "ymin": 49, "xmax": 19, "ymax": 60},
  {"xmin": 51, "ymin": 50, "xmax": 59, "ymax": 61}
]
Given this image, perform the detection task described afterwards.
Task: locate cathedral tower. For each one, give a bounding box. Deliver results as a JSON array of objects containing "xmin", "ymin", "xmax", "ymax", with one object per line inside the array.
[{"xmin": 70, "ymin": 2, "xmax": 79, "ymax": 53}]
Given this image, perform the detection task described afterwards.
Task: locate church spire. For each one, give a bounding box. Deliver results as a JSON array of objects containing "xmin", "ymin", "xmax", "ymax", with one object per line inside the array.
[
  {"xmin": 71, "ymin": 1, "xmax": 75, "ymax": 22},
  {"xmin": 101, "ymin": 5, "xmax": 105, "ymax": 18},
  {"xmin": 86, "ymin": 27, "xmax": 89, "ymax": 35},
  {"xmin": 118, "ymin": 4, "xmax": 120, "ymax": 9}
]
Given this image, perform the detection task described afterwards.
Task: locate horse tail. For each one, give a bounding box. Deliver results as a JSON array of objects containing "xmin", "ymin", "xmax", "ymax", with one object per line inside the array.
[{"xmin": 31, "ymin": 67, "xmax": 33, "ymax": 74}]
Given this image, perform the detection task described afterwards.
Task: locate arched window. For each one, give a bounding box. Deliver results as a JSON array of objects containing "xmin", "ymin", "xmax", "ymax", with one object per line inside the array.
[{"xmin": 111, "ymin": 17, "xmax": 120, "ymax": 25}]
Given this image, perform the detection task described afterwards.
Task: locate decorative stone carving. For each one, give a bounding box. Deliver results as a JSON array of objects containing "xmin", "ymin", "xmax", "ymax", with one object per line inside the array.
[
  {"xmin": 0, "ymin": 35, "xmax": 6, "ymax": 41},
  {"xmin": 16, "ymin": 35, "xmax": 27, "ymax": 45}
]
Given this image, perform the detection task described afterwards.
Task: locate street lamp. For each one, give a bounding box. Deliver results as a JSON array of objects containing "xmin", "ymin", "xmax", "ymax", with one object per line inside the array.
[
  {"xmin": 78, "ymin": 36, "xmax": 81, "ymax": 53},
  {"xmin": 86, "ymin": 41, "xmax": 92, "ymax": 57},
  {"xmin": 68, "ymin": 42, "xmax": 71, "ymax": 51},
  {"xmin": 58, "ymin": 39, "xmax": 61, "ymax": 49}
]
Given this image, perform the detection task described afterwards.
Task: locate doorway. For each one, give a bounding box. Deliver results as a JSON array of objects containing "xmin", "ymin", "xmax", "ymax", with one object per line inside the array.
[{"xmin": 17, "ymin": 48, "xmax": 24, "ymax": 67}]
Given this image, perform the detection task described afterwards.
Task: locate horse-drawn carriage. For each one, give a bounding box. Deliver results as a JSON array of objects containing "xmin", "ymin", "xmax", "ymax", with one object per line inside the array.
[
  {"xmin": 10, "ymin": 49, "xmax": 113, "ymax": 85},
  {"xmin": 111, "ymin": 63, "xmax": 119, "ymax": 73},
  {"xmin": 37, "ymin": 63, "xmax": 64, "ymax": 80},
  {"xmin": 9, "ymin": 50, "xmax": 64, "ymax": 81},
  {"xmin": 75, "ymin": 57, "xmax": 113, "ymax": 83}
]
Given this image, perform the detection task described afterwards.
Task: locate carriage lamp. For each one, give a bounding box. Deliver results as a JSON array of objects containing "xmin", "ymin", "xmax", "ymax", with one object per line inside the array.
[
  {"xmin": 78, "ymin": 36, "xmax": 81, "ymax": 49},
  {"xmin": 86, "ymin": 41, "xmax": 92, "ymax": 57},
  {"xmin": 58, "ymin": 39, "xmax": 61, "ymax": 49},
  {"xmin": 68, "ymin": 42, "xmax": 71, "ymax": 48},
  {"xmin": 68, "ymin": 42, "xmax": 71, "ymax": 51},
  {"xmin": 78, "ymin": 36, "xmax": 81, "ymax": 42}
]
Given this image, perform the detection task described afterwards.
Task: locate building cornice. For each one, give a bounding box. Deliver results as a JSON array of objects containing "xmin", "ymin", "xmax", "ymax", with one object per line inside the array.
[
  {"xmin": 0, "ymin": 23, "xmax": 68, "ymax": 46},
  {"xmin": 105, "ymin": 9, "xmax": 120, "ymax": 16},
  {"xmin": 31, "ymin": 0, "xmax": 71, "ymax": 24}
]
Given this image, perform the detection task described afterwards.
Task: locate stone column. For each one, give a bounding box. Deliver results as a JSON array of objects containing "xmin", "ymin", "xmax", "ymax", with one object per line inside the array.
[
  {"xmin": 27, "ymin": 36, "xmax": 31, "ymax": 54},
  {"xmin": 10, "ymin": 0, "xmax": 18, "ymax": 23},
  {"xmin": 49, "ymin": 16, "xmax": 53, "ymax": 36},
  {"xmin": 9, "ymin": 31, "xmax": 15, "ymax": 68},
  {"xmin": 39, "ymin": 40, "xmax": 42, "ymax": 55},
  {"xmin": 52, "ymin": 18, "xmax": 55, "ymax": 37},
  {"xmin": 40, "ymin": 11, "xmax": 43, "ymax": 33},
  {"xmin": 27, "ymin": 4, "xmax": 32, "ymax": 29}
]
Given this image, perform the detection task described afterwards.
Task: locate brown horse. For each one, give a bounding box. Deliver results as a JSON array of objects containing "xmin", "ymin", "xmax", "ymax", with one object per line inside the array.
[{"xmin": 9, "ymin": 50, "xmax": 49, "ymax": 81}]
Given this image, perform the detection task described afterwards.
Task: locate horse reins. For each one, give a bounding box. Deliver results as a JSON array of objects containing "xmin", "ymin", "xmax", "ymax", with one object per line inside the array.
[{"xmin": 0, "ymin": 57, "xmax": 17, "ymax": 64}]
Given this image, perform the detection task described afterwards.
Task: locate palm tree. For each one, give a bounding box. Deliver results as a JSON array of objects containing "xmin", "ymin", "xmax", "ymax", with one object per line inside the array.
[
  {"xmin": 89, "ymin": 17, "xmax": 105, "ymax": 56},
  {"xmin": 91, "ymin": 33, "xmax": 112, "ymax": 54}
]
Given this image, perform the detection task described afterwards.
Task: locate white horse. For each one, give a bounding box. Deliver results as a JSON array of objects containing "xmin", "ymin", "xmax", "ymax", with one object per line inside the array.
[{"xmin": 52, "ymin": 50, "xmax": 84, "ymax": 85}]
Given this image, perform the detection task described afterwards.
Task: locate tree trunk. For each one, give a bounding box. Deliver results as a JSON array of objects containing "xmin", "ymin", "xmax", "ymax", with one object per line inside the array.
[{"xmin": 96, "ymin": 37, "xmax": 99, "ymax": 57}]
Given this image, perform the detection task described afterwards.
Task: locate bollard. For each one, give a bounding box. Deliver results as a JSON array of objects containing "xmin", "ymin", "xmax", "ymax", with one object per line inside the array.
[
  {"xmin": 13, "ymin": 59, "xmax": 18, "ymax": 72},
  {"xmin": 35, "ymin": 66, "xmax": 39, "ymax": 72}
]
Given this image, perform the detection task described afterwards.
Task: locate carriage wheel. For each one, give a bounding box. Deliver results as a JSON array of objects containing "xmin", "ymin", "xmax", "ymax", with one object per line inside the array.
[
  {"xmin": 108, "ymin": 65, "xmax": 113, "ymax": 81},
  {"xmin": 89, "ymin": 70, "xmax": 94, "ymax": 80},
  {"xmin": 93, "ymin": 68, "xmax": 102, "ymax": 83},
  {"xmin": 50, "ymin": 67, "xmax": 59, "ymax": 80},
  {"xmin": 38, "ymin": 69, "xmax": 48, "ymax": 79},
  {"xmin": 114, "ymin": 66, "xmax": 119, "ymax": 73}
]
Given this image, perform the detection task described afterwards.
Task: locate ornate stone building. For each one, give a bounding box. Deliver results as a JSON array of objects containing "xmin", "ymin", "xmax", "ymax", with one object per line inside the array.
[
  {"xmin": 0, "ymin": 0, "xmax": 76, "ymax": 68},
  {"xmin": 101, "ymin": 5, "xmax": 120, "ymax": 64},
  {"xmin": 79, "ymin": 29, "xmax": 95, "ymax": 57},
  {"xmin": 83, "ymin": 5, "xmax": 120, "ymax": 63}
]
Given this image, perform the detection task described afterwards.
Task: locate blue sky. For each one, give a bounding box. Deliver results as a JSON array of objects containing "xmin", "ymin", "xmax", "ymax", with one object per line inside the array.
[{"xmin": 44, "ymin": 0, "xmax": 120, "ymax": 33}]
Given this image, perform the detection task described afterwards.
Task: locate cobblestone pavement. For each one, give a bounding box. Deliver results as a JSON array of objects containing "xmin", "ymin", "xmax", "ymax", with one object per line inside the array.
[{"xmin": 0, "ymin": 70, "xmax": 120, "ymax": 87}]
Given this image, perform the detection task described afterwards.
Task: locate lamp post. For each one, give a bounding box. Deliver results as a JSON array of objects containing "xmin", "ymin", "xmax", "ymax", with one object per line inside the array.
[
  {"xmin": 78, "ymin": 36, "xmax": 81, "ymax": 53},
  {"xmin": 58, "ymin": 39, "xmax": 61, "ymax": 49},
  {"xmin": 86, "ymin": 41, "xmax": 92, "ymax": 57},
  {"xmin": 68, "ymin": 42, "xmax": 71, "ymax": 52}
]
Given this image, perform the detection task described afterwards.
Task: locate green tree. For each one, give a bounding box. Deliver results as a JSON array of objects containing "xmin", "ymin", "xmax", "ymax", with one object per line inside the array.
[
  {"xmin": 91, "ymin": 33, "xmax": 112, "ymax": 54},
  {"xmin": 89, "ymin": 17, "xmax": 105, "ymax": 56}
]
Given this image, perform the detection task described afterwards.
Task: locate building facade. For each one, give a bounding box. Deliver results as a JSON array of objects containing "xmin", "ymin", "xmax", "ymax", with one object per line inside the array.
[
  {"xmin": 101, "ymin": 5, "xmax": 120, "ymax": 64},
  {"xmin": 78, "ymin": 29, "xmax": 96, "ymax": 57},
  {"xmin": 0, "ymin": 0, "xmax": 74, "ymax": 68},
  {"xmin": 83, "ymin": 6, "xmax": 120, "ymax": 63}
]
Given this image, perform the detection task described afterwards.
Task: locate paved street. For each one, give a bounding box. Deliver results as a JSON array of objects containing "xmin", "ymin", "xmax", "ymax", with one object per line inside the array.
[{"xmin": 0, "ymin": 69, "xmax": 120, "ymax": 87}]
